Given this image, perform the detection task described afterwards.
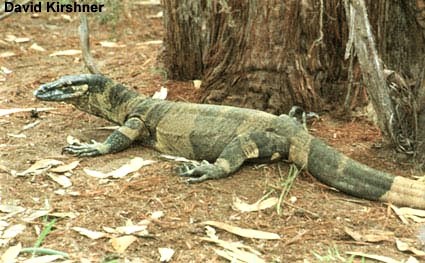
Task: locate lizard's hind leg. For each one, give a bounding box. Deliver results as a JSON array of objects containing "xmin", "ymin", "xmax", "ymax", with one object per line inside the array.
[{"xmin": 178, "ymin": 131, "xmax": 290, "ymax": 183}]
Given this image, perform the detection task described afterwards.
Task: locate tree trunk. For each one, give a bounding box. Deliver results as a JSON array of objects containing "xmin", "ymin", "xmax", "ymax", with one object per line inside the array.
[
  {"xmin": 163, "ymin": 0, "xmax": 351, "ymax": 114},
  {"xmin": 162, "ymin": 0, "xmax": 205, "ymax": 80},
  {"xmin": 365, "ymin": 0, "xmax": 425, "ymax": 155},
  {"xmin": 162, "ymin": 0, "xmax": 425, "ymax": 158},
  {"xmin": 200, "ymin": 0, "xmax": 326, "ymax": 114}
]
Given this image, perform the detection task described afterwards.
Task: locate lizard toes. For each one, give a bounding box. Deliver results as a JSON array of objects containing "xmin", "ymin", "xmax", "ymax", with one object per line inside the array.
[
  {"xmin": 175, "ymin": 163, "xmax": 197, "ymax": 177},
  {"xmin": 184, "ymin": 175, "xmax": 210, "ymax": 184},
  {"xmin": 62, "ymin": 145, "xmax": 100, "ymax": 157}
]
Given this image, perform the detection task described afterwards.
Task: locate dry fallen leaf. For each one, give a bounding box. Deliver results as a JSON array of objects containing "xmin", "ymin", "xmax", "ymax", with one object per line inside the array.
[
  {"xmin": 406, "ymin": 256, "xmax": 420, "ymax": 263},
  {"xmin": 102, "ymin": 226, "xmax": 117, "ymax": 234},
  {"xmin": 205, "ymin": 225, "xmax": 218, "ymax": 239},
  {"xmin": 53, "ymin": 189, "xmax": 80, "ymax": 196},
  {"xmin": 5, "ymin": 35, "xmax": 16, "ymax": 42},
  {"xmin": 202, "ymin": 221, "xmax": 280, "ymax": 240},
  {"xmin": 23, "ymin": 209, "xmax": 50, "ymax": 222},
  {"xmin": 109, "ymin": 157, "xmax": 155, "ymax": 178},
  {"xmin": 0, "ymin": 205, "xmax": 26, "ymax": 214},
  {"xmin": 138, "ymin": 40, "xmax": 163, "ymax": 45},
  {"xmin": 83, "ymin": 168, "xmax": 107, "ymax": 178},
  {"xmin": 193, "ymin": 80, "xmax": 202, "ymax": 89},
  {"xmin": 2, "ymin": 224, "xmax": 26, "ymax": 239},
  {"xmin": 49, "ymin": 212, "xmax": 78, "ymax": 219},
  {"xmin": 391, "ymin": 205, "xmax": 409, "ymax": 224},
  {"xmin": 344, "ymin": 227, "xmax": 394, "ymax": 243},
  {"xmin": 66, "ymin": 135, "xmax": 81, "ymax": 145},
  {"xmin": 147, "ymin": 11, "xmax": 163, "ymax": 18},
  {"xmin": 99, "ymin": 41, "xmax": 126, "ymax": 48},
  {"xmin": 152, "ymin": 86, "xmax": 168, "ymax": 100},
  {"xmin": 72, "ymin": 227, "xmax": 107, "ymax": 240},
  {"xmin": 151, "ymin": 211, "xmax": 164, "ymax": 219},
  {"xmin": 204, "ymin": 227, "xmax": 266, "ymax": 263},
  {"xmin": 1, "ymin": 66, "xmax": 12, "ymax": 74},
  {"xmin": 0, "ymin": 165, "xmax": 9, "ymax": 174},
  {"xmin": 50, "ymin": 161, "xmax": 79, "ymax": 173},
  {"xmin": 396, "ymin": 207, "xmax": 425, "ymax": 223},
  {"xmin": 232, "ymin": 196, "xmax": 278, "ymax": 212},
  {"xmin": 84, "ymin": 157, "xmax": 155, "ymax": 179},
  {"xmin": 212, "ymin": 247, "xmax": 265, "ymax": 263},
  {"xmin": 1, "ymin": 243, "xmax": 21, "ymax": 263},
  {"xmin": 16, "ymin": 159, "xmax": 63, "ymax": 176},
  {"xmin": 110, "ymin": 235, "xmax": 137, "ymax": 253},
  {"xmin": 346, "ymin": 251, "xmax": 404, "ymax": 263},
  {"xmin": 5, "ymin": 35, "xmax": 31, "ymax": 43},
  {"xmin": 158, "ymin": 247, "xmax": 174, "ymax": 262},
  {"xmin": 136, "ymin": 0, "xmax": 161, "ymax": 5},
  {"xmin": 0, "ymin": 51, "xmax": 16, "ymax": 58},
  {"xmin": 48, "ymin": 174, "xmax": 72, "ymax": 188},
  {"xmin": 0, "ymin": 221, "xmax": 9, "ymax": 229},
  {"xmin": 30, "ymin": 43, "xmax": 46, "ymax": 52},
  {"xmin": 202, "ymin": 236, "xmax": 263, "ymax": 256},
  {"xmin": 49, "ymin": 49, "xmax": 82, "ymax": 56},
  {"xmin": 115, "ymin": 225, "xmax": 148, "ymax": 235},
  {"xmin": 7, "ymin": 133, "xmax": 26, "ymax": 139},
  {"xmin": 22, "ymin": 121, "xmax": 40, "ymax": 131},
  {"xmin": 61, "ymin": 14, "xmax": 73, "ymax": 22},
  {"xmin": 396, "ymin": 239, "xmax": 425, "ymax": 257}
]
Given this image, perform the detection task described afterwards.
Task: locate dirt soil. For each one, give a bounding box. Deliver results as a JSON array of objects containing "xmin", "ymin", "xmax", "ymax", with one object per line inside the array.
[{"xmin": 1, "ymin": 4, "xmax": 425, "ymax": 263}]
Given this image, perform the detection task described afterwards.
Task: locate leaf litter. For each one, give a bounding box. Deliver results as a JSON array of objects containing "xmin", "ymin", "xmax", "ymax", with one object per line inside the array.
[
  {"xmin": 83, "ymin": 157, "xmax": 155, "ymax": 179},
  {"xmin": 232, "ymin": 195, "xmax": 278, "ymax": 212},
  {"xmin": 202, "ymin": 220, "xmax": 280, "ymax": 240},
  {"xmin": 202, "ymin": 225, "xmax": 265, "ymax": 263}
]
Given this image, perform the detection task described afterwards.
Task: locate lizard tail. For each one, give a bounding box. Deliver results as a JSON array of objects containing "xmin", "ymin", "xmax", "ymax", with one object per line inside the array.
[{"xmin": 289, "ymin": 131, "xmax": 425, "ymax": 209}]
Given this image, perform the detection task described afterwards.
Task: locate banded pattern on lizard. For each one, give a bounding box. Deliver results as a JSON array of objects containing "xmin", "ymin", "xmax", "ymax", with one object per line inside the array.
[{"xmin": 34, "ymin": 74, "xmax": 425, "ymax": 208}]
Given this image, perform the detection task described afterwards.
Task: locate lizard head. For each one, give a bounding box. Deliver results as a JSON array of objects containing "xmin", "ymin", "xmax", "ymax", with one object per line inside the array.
[
  {"xmin": 34, "ymin": 74, "xmax": 140, "ymax": 124},
  {"xmin": 34, "ymin": 75, "xmax": 93, "ymax": 101}
]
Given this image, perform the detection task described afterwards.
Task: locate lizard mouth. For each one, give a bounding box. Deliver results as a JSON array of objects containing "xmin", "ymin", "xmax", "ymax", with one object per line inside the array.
[{"xmin": 34, "ymin": 83, "xmax": 89, "ymax": 101}]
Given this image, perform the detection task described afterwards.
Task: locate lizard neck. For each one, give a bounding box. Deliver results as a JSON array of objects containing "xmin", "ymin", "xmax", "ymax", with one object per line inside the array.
[{"xmin": 71, "ymin": 81, "xmax": 144, "ymax": 125}]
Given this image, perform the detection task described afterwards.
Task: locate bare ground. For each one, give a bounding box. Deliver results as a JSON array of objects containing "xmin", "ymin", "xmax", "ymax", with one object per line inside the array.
[{"xmin": 1, "ymin": 4, "xmax": 424, "ymax": 262}]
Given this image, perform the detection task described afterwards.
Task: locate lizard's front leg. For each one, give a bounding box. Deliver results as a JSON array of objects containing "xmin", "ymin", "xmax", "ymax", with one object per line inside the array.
[
  {"xmin": 178, "ymin": 131, "xmax": 290, "ymax": 183},
  {"xmin": 63, "ymin": 117, "xmax": 148, "ymax": 157}
]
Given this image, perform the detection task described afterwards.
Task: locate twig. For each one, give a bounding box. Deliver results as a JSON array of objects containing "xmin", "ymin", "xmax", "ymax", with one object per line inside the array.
[
  {"xmin": 283, "ymin": 230, "xmax": 309, "ymax": 246},
  {"xmin": 79, "ymin": 13, "xmax": 101, "ymax": 74},
  {"xmin": 282, "ymin": 200, "xmax": 320, "ymax": 219}
]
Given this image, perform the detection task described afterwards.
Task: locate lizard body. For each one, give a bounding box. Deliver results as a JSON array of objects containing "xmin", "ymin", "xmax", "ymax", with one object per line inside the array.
[{"xmin": 34, "ymin": 74, "xmax": 425, "ymax": 208}]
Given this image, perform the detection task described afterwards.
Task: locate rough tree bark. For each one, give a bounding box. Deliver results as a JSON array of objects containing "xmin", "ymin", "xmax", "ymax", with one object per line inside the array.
[
  {"xmin": 162, "ymin": 0, "xmax": 425, "ymax": 159},
  {"xmin": 163, "ymin": 0, "xmax": 350, "ymax": 114},
  {"xmin": 365, "ymin": 0, "xmax": 425, "ymax": 155},
  {"xmin": 162, "ymin": 0, "xmax": 205, "ymax": 80},
  {"xmin": 200, "ymin": 0, "xmax": 326, "ymax": 113}
]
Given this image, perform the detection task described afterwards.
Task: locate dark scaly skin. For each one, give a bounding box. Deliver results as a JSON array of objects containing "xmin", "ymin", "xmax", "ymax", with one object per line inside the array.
[{"xmin": 34, "ymin": 74, "xmax": 425, "ymax": 208}]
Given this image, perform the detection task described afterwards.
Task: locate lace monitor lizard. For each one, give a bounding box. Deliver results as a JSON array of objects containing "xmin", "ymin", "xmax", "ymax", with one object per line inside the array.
[{"xmin": 34, "ymin": 74, "xmax": 425, "ymax": 208}]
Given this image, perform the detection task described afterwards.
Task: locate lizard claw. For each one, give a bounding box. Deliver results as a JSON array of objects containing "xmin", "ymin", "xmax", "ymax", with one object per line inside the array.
[
  {"xmin": 177, "ymin": 160, "xmax": 226, "ymax": 183},
  {"xmin": 62, "ymin": 140, "xmax": 108, "ymax": 157}
]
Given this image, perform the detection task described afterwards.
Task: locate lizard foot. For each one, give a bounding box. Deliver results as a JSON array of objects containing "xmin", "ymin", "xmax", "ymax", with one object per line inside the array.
[
  {"xmin": 176, "ymin": 160, "xmax": 227, "ymax": 183},
  {"xmin": 62, "ymin": 140, "xmax": 109, "ymax": 157}
]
